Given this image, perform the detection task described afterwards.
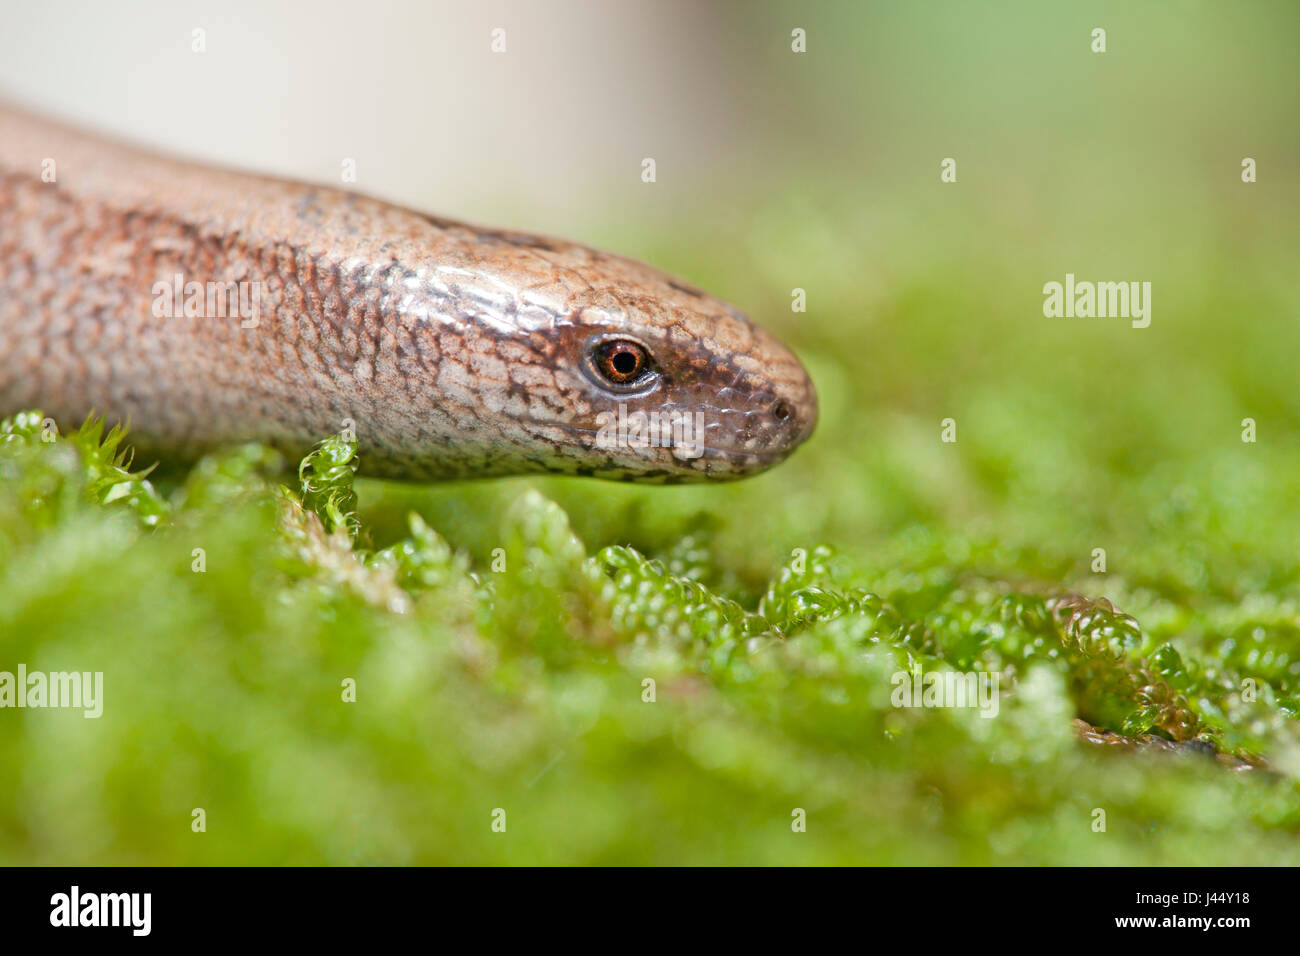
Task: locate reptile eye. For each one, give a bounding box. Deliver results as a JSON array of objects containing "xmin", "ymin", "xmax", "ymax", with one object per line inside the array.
[{"xmin": 592, "ymin": 339, "xmax": 651, "ymax": 386}]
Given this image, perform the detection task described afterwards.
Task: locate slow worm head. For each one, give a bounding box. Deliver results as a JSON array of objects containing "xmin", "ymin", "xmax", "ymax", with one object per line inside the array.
[{"xmin": 0, "ymin": 106, "xmax": 817, "ymax": 482}]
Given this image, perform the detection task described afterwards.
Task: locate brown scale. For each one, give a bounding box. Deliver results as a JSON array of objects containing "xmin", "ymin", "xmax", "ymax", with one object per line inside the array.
[{"xmin": 0, "ymin": 105, "xmax": 817, "ymax": 482}]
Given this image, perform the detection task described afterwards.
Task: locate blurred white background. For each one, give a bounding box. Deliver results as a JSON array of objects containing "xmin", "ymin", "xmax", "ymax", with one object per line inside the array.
[{"xmin": 0, "ymin": 0, "xmax": 755, "ymax": 238}]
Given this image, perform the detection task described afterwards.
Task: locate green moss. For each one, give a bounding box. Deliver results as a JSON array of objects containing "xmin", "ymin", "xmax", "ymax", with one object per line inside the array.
[{"xmin": 1, "ymin": 401, "xmax": 1297, "ymax": 864}]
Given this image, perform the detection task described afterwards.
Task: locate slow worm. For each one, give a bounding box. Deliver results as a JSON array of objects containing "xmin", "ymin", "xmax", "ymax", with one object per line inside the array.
[{"xmin": 0, "ymin": 105, "xmax": 816, "ymax": 481}]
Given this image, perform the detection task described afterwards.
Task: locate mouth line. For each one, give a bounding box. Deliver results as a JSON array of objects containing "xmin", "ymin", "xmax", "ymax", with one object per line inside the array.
[{"xmin": 529, "ymin": 419, "xmax": 796, "ymax": 463}]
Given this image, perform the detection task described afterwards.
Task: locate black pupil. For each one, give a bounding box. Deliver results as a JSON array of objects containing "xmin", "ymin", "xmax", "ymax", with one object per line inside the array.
[{"xmin": 611, "ymin": 350, "xmax": 638, "ymax": 375}]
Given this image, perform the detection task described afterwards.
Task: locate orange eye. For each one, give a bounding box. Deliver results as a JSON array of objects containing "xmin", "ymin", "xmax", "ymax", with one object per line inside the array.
[{"xmin": 592, "ymin": 339, "xmax": 650, "ymax": 386}]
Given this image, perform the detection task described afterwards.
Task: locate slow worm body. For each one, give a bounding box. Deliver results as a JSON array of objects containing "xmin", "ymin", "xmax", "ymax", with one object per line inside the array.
[{"xmin": 0, "ymin": 106, "xmax": 816, "ymax": 481}]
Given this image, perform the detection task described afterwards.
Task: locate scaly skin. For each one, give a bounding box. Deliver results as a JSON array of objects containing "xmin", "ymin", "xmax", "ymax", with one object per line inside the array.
[{"xmin": 0, "ymin": 105, "xmax": 816, "ymax": 481}]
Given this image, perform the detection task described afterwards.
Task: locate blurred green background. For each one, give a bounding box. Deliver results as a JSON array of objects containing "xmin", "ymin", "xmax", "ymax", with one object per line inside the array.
[{"xmin": 2, "ymin": 1, "xmax": 1299, "ymax": 864}]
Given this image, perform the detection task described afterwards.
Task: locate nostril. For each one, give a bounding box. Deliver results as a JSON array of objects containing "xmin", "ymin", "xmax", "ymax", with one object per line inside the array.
[{"xmin": 771, "ymin": 399, "xmax": 793, "ymax": 423}]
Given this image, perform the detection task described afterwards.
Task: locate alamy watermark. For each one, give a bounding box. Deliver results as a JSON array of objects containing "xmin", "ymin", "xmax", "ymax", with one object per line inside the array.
[
  {"xmin": 891, "ymin": 665, "xmax": 1000, "ymax": 718},
  {"xmin": 50, "ymin": 886, "xmax": 150, "ymax": 936},
  {"xmin": 0, "ymin": 665, "xmax": 103, "ymax": 718},
  {"xmin": 151, "ymin": 273, "xmax": 265, "ymax": 328},
  {"xmin": 595, "ymin": 404, "xmax": 707, "ymax": 460},
  {"xmin": 1043, "ymin": 273, "xmax": 1151, "ymax": 328}
]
